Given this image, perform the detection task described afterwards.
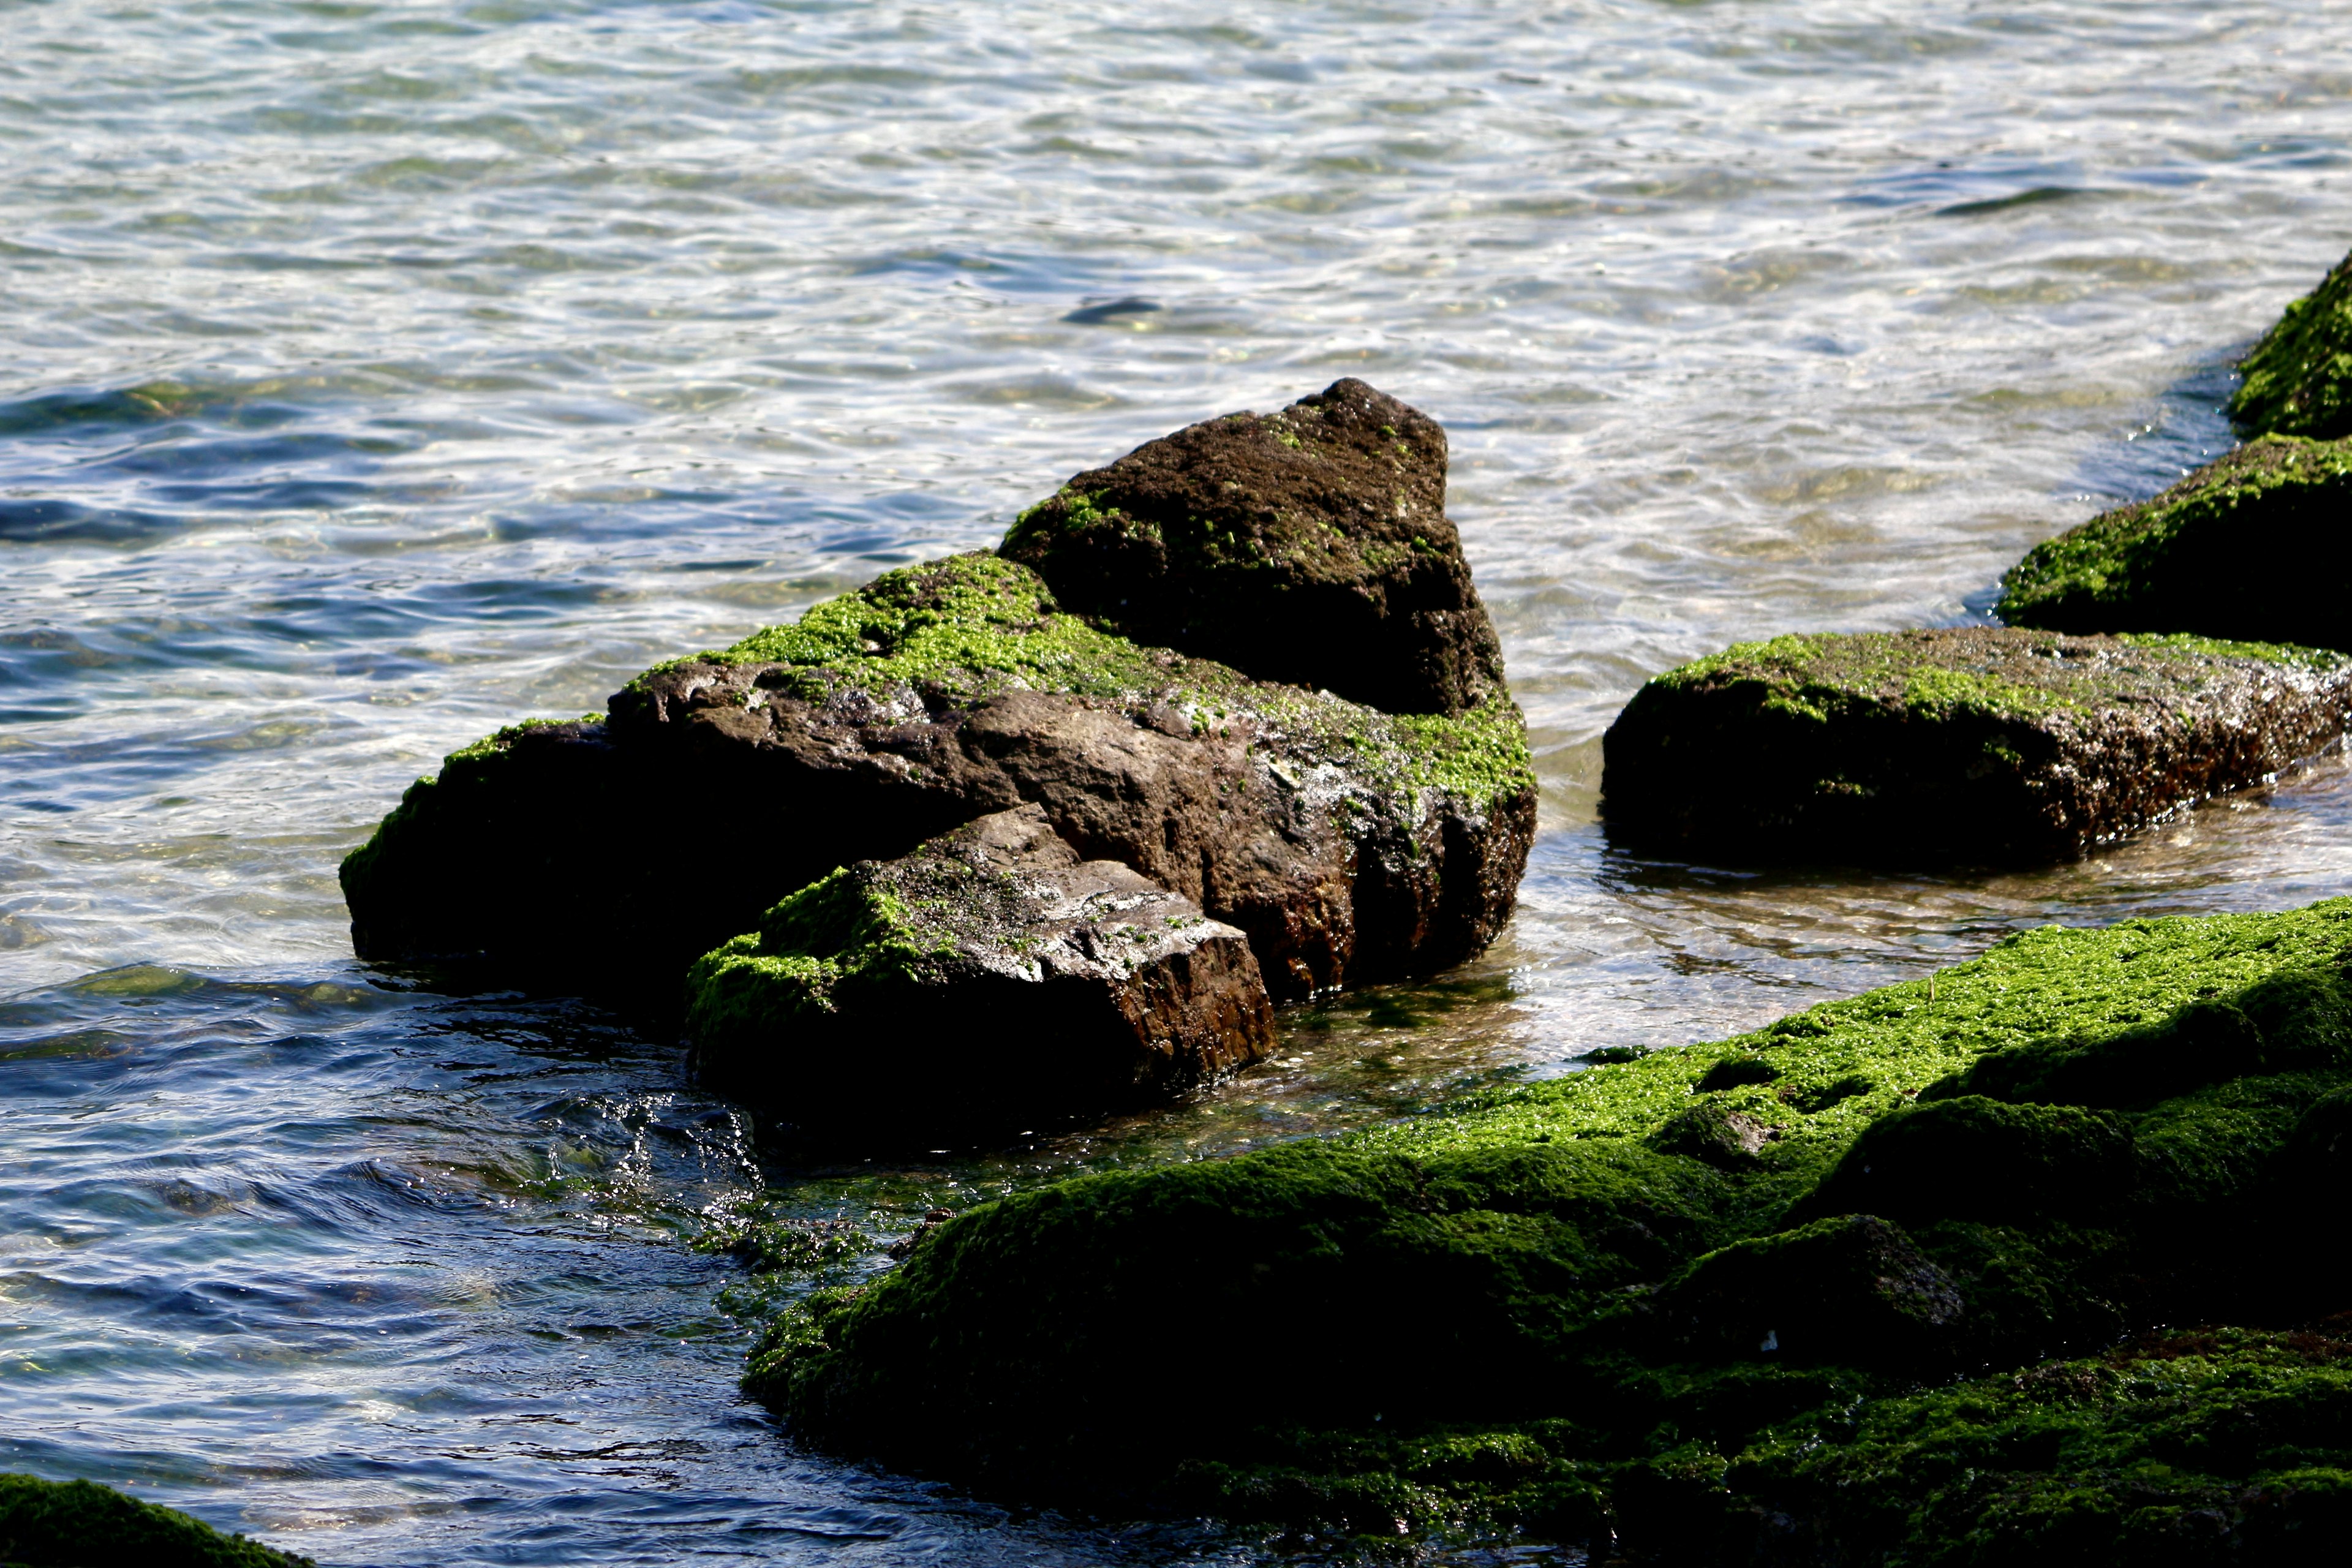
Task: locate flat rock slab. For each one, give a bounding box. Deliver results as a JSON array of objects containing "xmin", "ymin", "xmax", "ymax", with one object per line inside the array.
[
  {"xmin": 686, "ymin": 805, "xmax": 1274, "ymax": 1141},
  {"xmin": 1601, "ymin": 626, "xmax": 2352, "ymax": 865},
  {"xmin": 1997, "ymin": 435, "xmax": 2352, "ymax": 650},
  {"xmin": 1000, "ymin": 378, "xmax": 1505, "ymax": 716},
  {"xmin": 2231, "ymin": 243, "xmax": 2352, "ymax": 440},
  {"xmin": 342, "ymin": 551, "xmax": 1534, "ymax": 1006}
]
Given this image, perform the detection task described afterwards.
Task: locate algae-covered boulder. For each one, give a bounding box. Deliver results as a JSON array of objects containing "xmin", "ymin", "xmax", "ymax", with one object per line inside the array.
[
  {"xmin": 752, "ymin": 897, "xmax": 2352, "ymax": 1556},
  {"xmin": 342, "ymin": 552, "xmax": 1534, "ymax": 1006},
  {"xmin": 1000, "ymin": 379, "xmax": 1506, "ymax": 716},
  {"xmin": 1600, "ymin": 625, "xmax": 2352, "ymax": 865},
  {"xmin": 1996, "ymin": 435, "xmax": 2352, "ymax": 649},
  {"xmin": 2233, "ymin": 244, "xmax": 2352, "ymax": 439},
  {"xmin": 1619, "ymin": 1329, "xmax": 2352, "ymax": 1566},
  {"xmin": 0, "ymin": 1473, "xmax": 312, "ymax": 1567},
  {"xmin": 685, "ymin": 804, "xmax": 1273, "ymax": 1140}
]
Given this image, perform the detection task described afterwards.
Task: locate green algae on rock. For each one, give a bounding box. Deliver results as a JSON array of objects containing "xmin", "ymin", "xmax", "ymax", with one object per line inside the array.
[
  {"xmin": 342, "ymin": 551, "xmax": 1535, "ymax": 1008},
  {"xmin": 1637, "ymin": 1327, "xmax": 2352, "ymax": 1566},
  {"xmin": 0, "ymin": 1472, "xmax": 313, "ymax": 1568},
  {"xmin": 2233, "ymin": 244, "xmax": 2352, "ymax": 440},
  {"xmin": 1996, "ymin": 434, "xmax": 2352, "ymax": 650},
  {"xmin": 685, "ymin": 804, "xmax": 1273, "ymax": 1143},
  {"xmin": 753, "ymin": 897, "xmax": 2352, "ymax": 1558},
  {"xmin": 1599, "ymin": 625, "xmax": 2352, "ymax": 865},
  {"xmin": 1000, "ymin": 379, "xmax": 1506, "ymax": 717}
]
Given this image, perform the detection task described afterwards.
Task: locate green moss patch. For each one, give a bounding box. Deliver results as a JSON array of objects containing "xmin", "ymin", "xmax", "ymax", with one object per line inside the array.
[
  {"xmin": 648, "ymin": 551, "xmax": 1533, "ymax": 813},
  {"xmin": 2233, "ymin": 246, "xmax": 2352, "ymax": 439},
  {"xmin": 0, "ymin": 1473, "xmax": 312, "ymax": 1567},
  {"xmin": 1648, "ymin": 624, "xmax": 2333, "ymax": 728},
  {"xmin": 1996, "ymin": 435, "xmax": 2352, "ymax": 643},
  {"xmin": 755, "ymin": 898, "xmax": 2352, "ymax": 1555}
]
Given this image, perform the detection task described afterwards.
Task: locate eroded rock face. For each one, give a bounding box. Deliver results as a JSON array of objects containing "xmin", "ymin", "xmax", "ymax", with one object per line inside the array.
[
  {"xmin": 341, "ymin": 552, "xmax": 1534, "ymax": 1008},
  {"xmin": 1000, "ymin": 378, "xmax": 1506, "ymax": 716},
  {"xmin": 1996, "ymin": 435, "xmax": 2352, "ymax": 649},
  {"xmin": 1600, "ymin": 626, "xmax": 2352, "ymax": 865},
  {"xmin": 685, "ymin": 805, "xmax": 1273, "ymax": 1141}
]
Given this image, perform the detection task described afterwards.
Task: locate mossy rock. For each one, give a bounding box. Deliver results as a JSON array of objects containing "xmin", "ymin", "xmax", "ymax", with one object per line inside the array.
[
  {"xmin": 1697, "ymin": 1328, "xmax": 2352, "ymax": 1566},
  {"xmin": 1001, "ymin": 379, "xmax": 1506, "ymax": 717},
  {"xmin": 2233, "ymin": 244, "xmax": 2352, "ymax": 439},
  {"xmin": 1996, "ymin": 435, "xmax": 2352, "ymax": 650},
  {"xmin": 756, "ymin": 897, "xmax": 2352, "ymax": 1554},
  {"xmin": 342, "ymin": 551, "xmax": 1535, "ymax": 1007},
  {"xmin": 1600, "ymin": 625, "xmax": 2351, "ymax": 865},
  {"xmin": 684, "ymin": 804, "xmax": 1274, "ymax": 1144},
  {"xmin": 0, "ymin": 1474, "xmax": 311, "ymax": 1568}
]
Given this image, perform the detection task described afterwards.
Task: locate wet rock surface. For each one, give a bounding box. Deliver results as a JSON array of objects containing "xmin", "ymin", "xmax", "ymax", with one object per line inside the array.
[
  {"xmin": 342, "ymin": 552, "xmax": 1534, "ymax": 1009},
  {"xmin": 685, "ymin": 804, "xmax": 1274, "ymax": 1143},
  {"xmin": 1599, "ymin": 625, "xmax": 2352, "ymax": 865},
  {"xmin": 1997, "ymin": 434, "xmax": 2352, "ymax": 649},
  {"xmin": 1000, "ymin": 378, "xmax": 1506, "ymax": 716}
]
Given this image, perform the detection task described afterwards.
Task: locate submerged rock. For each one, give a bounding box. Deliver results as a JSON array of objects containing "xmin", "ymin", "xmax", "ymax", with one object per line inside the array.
[
  {"xmin": 1000, "ymin": 379, "xmax": 1506, "ymax": 716},
  {"xmin": 2232, "ymin": 244, "xmax": 2352, "ymax": 439},
  {"xmin": 751, "ymin": 896, "xmax": 2352, "ymax": 1558},
  {"xmin": 685, "ymin": 804, "xmax": 1273, "ymax": 1140},
  {"xmin": 1599, "ymin": 625, "xmax": 2352, "ymax": 865},
  {"xmin": 342, "ymin": 552, "xmax": 1534, "ymax": 1006},
  {"xmin": 0, "ymin": 1472, "xmax": 312, "ymax": 1567},
  {"xmin": 1996, "ymin": 434, "xmax": 2352, "ymax": 649}
]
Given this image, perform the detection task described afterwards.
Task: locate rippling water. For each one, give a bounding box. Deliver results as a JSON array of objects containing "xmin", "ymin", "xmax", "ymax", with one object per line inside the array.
[{"xmin": 6, "ymin": 0, "xmax": 2352, "ymax": 1560}]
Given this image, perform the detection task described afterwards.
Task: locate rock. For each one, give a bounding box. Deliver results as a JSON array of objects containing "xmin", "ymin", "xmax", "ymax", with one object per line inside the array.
[
  {"xmin": 0, "ymin": 1472, "xmax": 313, "ymax": 1567},
  {"xmin": 1599, "ymin": 626, "xmax": 2352, "ymax": 865},
  {"xmin": 1790, "ymin": 1095, "xmax": 2139, "ymax": 1229},
  {"xmin": 755, "ymin": 897, "xmax": 2352, "ymax": 1548},
  {"xmin": 1996, "ymin": 435, "xmax": 2352, "ymax": 649},
  {"xmin": 684, "ymin": 804, "xmax": 1275, "ymax": 1141},
  {"xmin": 2232, "ymin": 245, "xmax": 2352, "ymax": 439},
  {"xmin": 341, "ymin": 552, "xmax": 1535, "ymax": 1007},
  {"xmin": 1651, "ymin": 1213, "xmax": 1966, "ymax": 1368},
  {"xmin": 1651, "ymin": 1102, "xmax": 1774, "ymax": 1167},
  {"xmin": 999, "ymin": 378, "xmax": 1506, "ymax": 717}
]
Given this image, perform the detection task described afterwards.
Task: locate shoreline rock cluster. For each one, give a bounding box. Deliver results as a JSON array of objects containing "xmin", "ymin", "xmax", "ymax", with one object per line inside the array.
[
  {"xmin": 710, "ymin": 250, "xmax": 2352, "ymax": 1565},
  {"xmin": 331, "ymin": 252, "xmax": 2352, "ymax": 1563},
  {"xmin": 341, "ymin": 379, "xmax": 1536, "ymax": 1140},
  {"xmin": 1603, "ymin": 245, "xmax": 2352, "ymax": 867}
]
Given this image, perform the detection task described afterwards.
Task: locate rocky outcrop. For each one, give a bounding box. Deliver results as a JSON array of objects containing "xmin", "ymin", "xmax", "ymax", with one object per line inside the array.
[
  {"xmin": 1000, "ymin": 378, "xmax": 1506, "ymax": 716},
  {"xmin": 2232, "ymin": 244, "xmax": 2352, "ymax": 439},
  {"xmin": 1996, "ymin": 435, "xmax": 2352, "ymax": 649},
  {"xmin": 0, "ymin": 1472, "xmax": 313, "ymax": 1567},
  {"xmin": 342, "ymin": 552, "xmax": 1534, "ymax": 1009},
  {"xmin": 752, "ymin": 896, "xmax": 2352, "ymax": 1561},
  {"xmin": 685, "ymin": 805, "xmax": 1274, "ymax": 1141},
  {"xmin": 1598, "ymin": 625, "xmax": 2352, "ymax": 865}
]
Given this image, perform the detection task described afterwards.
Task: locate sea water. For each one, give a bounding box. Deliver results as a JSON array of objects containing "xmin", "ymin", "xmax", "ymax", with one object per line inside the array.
[{"xmin": 4, "ymin": 0, "xmax": 2351, "ymax": 1561}]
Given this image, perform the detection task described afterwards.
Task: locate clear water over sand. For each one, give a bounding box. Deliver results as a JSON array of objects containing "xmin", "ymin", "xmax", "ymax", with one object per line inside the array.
[{"xmin": 4, "ymin": 0, "xmax": 2351, "ymax": 1560}]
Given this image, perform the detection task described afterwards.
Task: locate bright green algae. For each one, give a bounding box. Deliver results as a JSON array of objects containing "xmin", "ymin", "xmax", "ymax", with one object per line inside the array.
[
  {"xmin": 753, "ymin": 899, "xmax": 2352, "ymax": 1556},
  {"xmin": 1648, "ymin": 624, "xmax": 2339, "ymax": 729},
  {"xmin": 643, "ymin": 550, "xmax": 1532, "ymax": 810},
  {"xmin": 2233, "ymin": 246, "xmax": 2352, "ymax": 439},
  {"xmin": 1996, "ymin": 435, "xmax": 2352, "ymax": 638},
  {"xmin": 0, "ymin": 1473, "xmax": 312, "ymax": 1568}
]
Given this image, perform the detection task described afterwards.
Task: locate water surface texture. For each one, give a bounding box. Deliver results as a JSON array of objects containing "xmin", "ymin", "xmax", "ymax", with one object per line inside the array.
[{"xmin": 6, "ymin": 0, "xmax": 2352, "ymax": 1561}]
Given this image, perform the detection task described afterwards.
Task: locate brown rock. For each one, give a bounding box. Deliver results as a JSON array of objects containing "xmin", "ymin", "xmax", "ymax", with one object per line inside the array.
[
  {"xmin": 1602, "ymin": 626, "xmax": 2352, "ymax": 865},
  {"xmin": 1000, "ymin": 379, "xmax": 1506, "ymax": 715},
  {"xmin": 341, "ymin": 553, "xmax": 1534, "ymax": 1011},
  {"xmin": 685, "ymin": 805, "xmax": 1274, "ymax": 1142}
]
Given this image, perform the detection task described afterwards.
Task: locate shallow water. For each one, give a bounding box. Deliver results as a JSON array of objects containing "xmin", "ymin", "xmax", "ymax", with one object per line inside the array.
[{"xmin": 5, "ymin": 0, "xmax": 2352, "ymax": 1560}]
